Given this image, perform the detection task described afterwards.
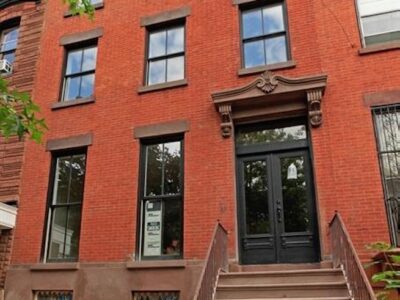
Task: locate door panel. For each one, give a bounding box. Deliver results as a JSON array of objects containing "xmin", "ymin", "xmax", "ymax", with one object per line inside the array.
[
  {"xmin": 238, "ymin": 151, "xmax": 319, "ymax": 264},
  {"xmin": 239, "ymin": 156, "xmax": 276, "ymax": 264}
]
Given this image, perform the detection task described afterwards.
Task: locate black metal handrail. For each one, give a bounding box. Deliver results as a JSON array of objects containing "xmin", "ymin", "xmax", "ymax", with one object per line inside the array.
[
  {"xmin": 193, "ymin": 222, "xmax": 228, "ymax": 300},
  {"xmin": 329, "ymin": 212, "xmax": 376, "ymax": 300}
]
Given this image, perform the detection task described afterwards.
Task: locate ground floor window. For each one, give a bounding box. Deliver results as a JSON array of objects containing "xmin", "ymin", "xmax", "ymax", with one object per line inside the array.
[
  {"xmin": 373, "ymin": 105, "xmax": 400, "ymax": 246},
  {"xmin": 44, "ymin": 152, "xmax": 86, "ymax": 262},
  {"xmin": 139, "ymin": 138, "xmax": 183, "ymax": 259}
]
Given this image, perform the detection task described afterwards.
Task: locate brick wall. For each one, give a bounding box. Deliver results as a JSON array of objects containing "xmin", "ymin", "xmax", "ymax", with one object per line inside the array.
[
  {"xmin": 0, "ymin": 230, "xmax": 13, "ymax": 289},
  {"xmin": 10, "ymin": 0, "xmax": 396, "ymax": 266}
]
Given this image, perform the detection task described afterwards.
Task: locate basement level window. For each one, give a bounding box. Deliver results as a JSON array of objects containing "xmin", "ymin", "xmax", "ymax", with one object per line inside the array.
[
  {"xmin": 240, "ymin": 1, "xmax": 290, "ymax": 68},
  {"xmin": 133, "ymin": 291, "xmax": 179, "ymax": 300},
  {"xmin": 35, "ymin": 291, "xmax": 73, "ymax": 300},
  {"xmin": 357, "ymin": 0, "xmax": 400, "ymax": 46}
]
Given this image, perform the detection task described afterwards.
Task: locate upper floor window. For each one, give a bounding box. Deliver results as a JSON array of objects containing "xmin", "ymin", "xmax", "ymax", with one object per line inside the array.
[
  {"xmin": 357, "ymin": 0, "xmax": 400, "ymax": 46},
  {"xmin": 146, "ymin": 24, "xmax": 185, "ymax": 85},
  {"xmin": 62, "ymin": 44, "xmax": 97, "ymax": 101},
  {"xmin": 44, "ymin": 152, "xmax": 86, "ymax": 262},
  {"xmin": 241, "ymin": 2, "xmax": 289, "ymax": 69},
  {"xmin": 0, "ymin": 26, "xmax": 19, "ymax": 65}
]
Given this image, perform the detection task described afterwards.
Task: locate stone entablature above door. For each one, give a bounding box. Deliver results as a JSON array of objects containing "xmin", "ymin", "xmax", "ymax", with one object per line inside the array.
[{"xmin": 211, "ymin": 71, "xmax": 328, "ymax": 138}]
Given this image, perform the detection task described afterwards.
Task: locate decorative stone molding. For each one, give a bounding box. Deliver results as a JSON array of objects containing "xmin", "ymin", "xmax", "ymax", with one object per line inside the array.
[
  {"xmin": 219, "ymin": 104, "xmax": 233, "ymax": 138},
  {"xmin": 255, "ymin": 71, "xmax": 278, "ymax": 93},
  {"xmin": 307, "ymin": 89, "xmax": 323, "ymax": 127},
  {"xmin": 212, "ymin": 71, "xmax": 327, "ymax": 137}
]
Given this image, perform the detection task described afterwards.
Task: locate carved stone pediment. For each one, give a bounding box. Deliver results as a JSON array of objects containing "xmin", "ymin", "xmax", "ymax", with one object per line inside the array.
[{"xmin": 211, "ymin": 71, "xmax": 327, "ymax": 137}]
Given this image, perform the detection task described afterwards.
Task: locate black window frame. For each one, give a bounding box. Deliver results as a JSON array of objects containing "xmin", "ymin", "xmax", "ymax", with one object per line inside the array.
[
  {"xmin": 0, "ymin": 18, "xmax": 20, "ymax": 68},
  {"xmin": 239, "ymin": 0, "xmax": 291, "ymax": 69},
  {"xmin": 137, "ymin": 135, "xmax": 184, "ymax": 261},
  {"xmin": 144, "ymin": 20, "xmax": 186, "ymax": 86},
  {"xmin": 42, "ymin": 148, "xmax": 87, "ymax": 263},
  {"xmin": 60, "ymin": 39, "xmax": 98, "ymax": 102}
]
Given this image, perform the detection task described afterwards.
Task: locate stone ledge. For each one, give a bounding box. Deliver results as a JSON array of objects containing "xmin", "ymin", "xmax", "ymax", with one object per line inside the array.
[
  {"xmin": 238, "ymin": 60, "xmax": 296, "ymax": 76},
  {"xmin": 137, "ymin": 79, "xmax": 188, "ymax": 94},
  {"xmin": 126, "ymin": 260, "xmax": 186, "ymax": 270},
  {"xmin": 30, "ymin": 263, "xmax": 80, "ymax": 271}
]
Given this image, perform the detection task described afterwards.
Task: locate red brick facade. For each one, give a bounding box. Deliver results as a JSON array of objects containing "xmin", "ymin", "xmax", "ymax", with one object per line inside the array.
[{"xmin": 4, "ymin": 0, "xmax": 399, "ymax": 298}]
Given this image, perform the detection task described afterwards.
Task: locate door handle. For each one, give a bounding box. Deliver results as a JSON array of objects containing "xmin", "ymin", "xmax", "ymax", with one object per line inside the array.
[{"xmin": 277, "ymin": 207, "xmax": 282, "ymax": 223}]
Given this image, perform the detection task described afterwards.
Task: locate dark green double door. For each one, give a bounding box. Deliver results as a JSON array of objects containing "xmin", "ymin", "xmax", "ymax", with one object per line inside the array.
[{"xmin": 236, "ymin": 124, "xmax": 319, "ymax": 264}]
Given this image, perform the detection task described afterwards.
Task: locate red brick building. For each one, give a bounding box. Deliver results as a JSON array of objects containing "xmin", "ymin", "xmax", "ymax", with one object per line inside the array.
[{"xmin": 2, "ymin": 0, "xmax": 400, "ymax": 299}]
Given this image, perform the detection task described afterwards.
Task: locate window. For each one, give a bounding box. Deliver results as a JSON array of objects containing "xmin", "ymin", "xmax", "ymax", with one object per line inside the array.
[
  {"xmin": 62, "ymin": 44, "xmax": 97, "ymax": 101},
  {"xmin": 372, "ymin": 105, "xmax": 400, "ymax": 246},
  {"xmin": 357, "ymin": 0, "xmax": 400, "ymax": 46},
  {"xmin": 241, "ymin": 2, "xmax": 289, "ymax": 68},
  {"xmin": 146, "ymin": 25, "xmax": 185, "ymax": 85},
  {"xmin": 139, "ymin": 139, "xmax": 183, "ymax": 259},
  {"xmin": 0, "ymin": 26, "xmax": 19, "ymax": 65},
  {"xmin": 44, "ymin": 153, "xmax": 86, "ymax": 262},
  {"xmin": 36, "ymin": 291, "xmax": 73, "ymax": 300},
  {"xmin": 133, "ymin": 291, "xmax": 179, "ymax": 300}
]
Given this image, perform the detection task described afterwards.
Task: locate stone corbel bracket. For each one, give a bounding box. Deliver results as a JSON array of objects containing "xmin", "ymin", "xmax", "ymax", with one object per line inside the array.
[{"xmin": 211, "ymin": 71, "xmax": 327, "ymax": 138}]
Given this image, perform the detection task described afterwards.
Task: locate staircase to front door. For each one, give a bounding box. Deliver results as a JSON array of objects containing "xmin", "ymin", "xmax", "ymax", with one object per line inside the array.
[{"xmin": 215, "ymin": 262, "xmax": 351, "ymax": 300}]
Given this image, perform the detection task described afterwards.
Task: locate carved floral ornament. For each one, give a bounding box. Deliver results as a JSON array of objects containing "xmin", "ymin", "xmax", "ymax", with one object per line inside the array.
[{"xmin": 211, "ymin": 71, "xmax": 328, "ymax": 138}]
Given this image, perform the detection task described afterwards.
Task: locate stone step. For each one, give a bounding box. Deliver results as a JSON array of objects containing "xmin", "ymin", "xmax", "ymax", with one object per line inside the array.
[
  {"xmin": 230, "ymin": 261, "xmax": 334, "ymax": 273},
  {"xmin": 219, "ymin": 268, "xmax": 344, "ymax": 285},
  {"xmin": 215, "ymin": 282, "xmax": 349, "ymax": 299}
]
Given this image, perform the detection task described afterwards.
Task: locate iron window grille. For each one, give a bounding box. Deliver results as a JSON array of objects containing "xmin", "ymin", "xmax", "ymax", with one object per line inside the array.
[
  {"xmin": 372, "ymin": 104, "xmax": 400, "ymax": 246},
  {"xmin": 44, "ymin": 153, "xmax": 86, "ymax": 262},
  {"xmin": 0, "ymin": 26, "xmax": 19, "ymax": 65},
  {"xmin": 145, "ymin": 24, "xmax": 185, "ymax": 86},
  {"xmin": 35, "ymin": 291, "xmax": 73, "ymax": 300},
  {"xmin": 240, "ymin": 1, "xmax": 289, "ymax": 69},
  {"xmin": 357, "ymin": 0, "xmax": 400, "ymax": 47},
  {"xmin": 133, "ymin": 291, "xmax": 179, "ymax": 300},
  {"xmin": 62, "ymin": 44, "xmax": 97, "ymax": 101}
]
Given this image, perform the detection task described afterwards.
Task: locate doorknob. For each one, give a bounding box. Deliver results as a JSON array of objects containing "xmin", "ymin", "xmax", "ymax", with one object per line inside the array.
[{"xmin": 277, "ymin": 207, "xmax": 282, "ymax": 223}]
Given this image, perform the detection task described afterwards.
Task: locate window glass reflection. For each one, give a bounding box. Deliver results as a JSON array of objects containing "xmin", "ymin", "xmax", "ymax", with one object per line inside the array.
[
  {"xmin": 147, "ymin": 26, "xmax": 185, "ymax": 85},
  {"xmin": 237, "ymin": 125, "xmax": 307, "ymax": 145}
]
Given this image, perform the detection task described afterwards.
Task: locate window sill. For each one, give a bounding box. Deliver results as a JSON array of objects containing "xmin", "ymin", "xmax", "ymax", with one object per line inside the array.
[
  {"xmin": 126, "ymin": 260, "xmax": 186, "ymax": 270},
  {"xmin": 51, "ymin": 97, "xmax": 95, "ymax": 110},
  {"xmin": 238, "ymin": 60, "xmax": 296, "ymax": 76},
  {"xmin": 137, "ymin": 79, "xmax": 188, "ymax": 94},
  {"xmin": 359, "ymin": 42, "xmax": 400, "ymax": 55},
  {"xmin": 64, "ymin": 2, "xmax": 105, "ymax": 18},
  {"xmin": 30, "ymin": 262, "xmax": 80, "ymax": 271}
]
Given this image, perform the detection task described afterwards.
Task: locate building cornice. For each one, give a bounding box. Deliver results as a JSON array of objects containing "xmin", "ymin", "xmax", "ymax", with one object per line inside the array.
[{"xmin": 0, "ymin": 0, "xmax": 39, "ymax": 9}]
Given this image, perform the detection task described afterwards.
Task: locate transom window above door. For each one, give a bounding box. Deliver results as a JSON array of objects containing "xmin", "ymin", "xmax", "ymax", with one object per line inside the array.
[
  {"xmin": 146, "ymin": 25, "xmax": 185, "ymax": 85},
  {"xmin": 241, "ymin": 2, "xmax": 289, "ymax": 68},
  {"xmin": 357, "ymin": 0, "xmax": 400, "ymax": 46}
]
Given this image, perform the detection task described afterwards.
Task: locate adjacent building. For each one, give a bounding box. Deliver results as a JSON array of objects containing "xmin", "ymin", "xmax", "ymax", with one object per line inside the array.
[
  {"xmin": 0, "ymin": 0, "xmax": 45, "ymax": 298},
  {"xmin": 2, "ymin": 0, "xmax": 400, "ymax": 299}
]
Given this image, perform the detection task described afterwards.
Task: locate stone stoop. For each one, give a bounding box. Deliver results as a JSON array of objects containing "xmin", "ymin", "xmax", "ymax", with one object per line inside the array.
[{"xmin": 215, "ymin": 262, "xmax": 351, "ymax": 300}]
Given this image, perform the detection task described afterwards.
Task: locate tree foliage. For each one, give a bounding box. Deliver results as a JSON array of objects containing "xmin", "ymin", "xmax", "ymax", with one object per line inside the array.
[{"xmin": 0, "ymin": 0, "xmax": 94, "ymax": 143}]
